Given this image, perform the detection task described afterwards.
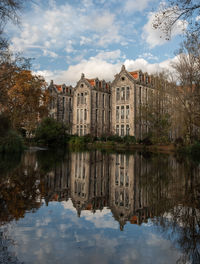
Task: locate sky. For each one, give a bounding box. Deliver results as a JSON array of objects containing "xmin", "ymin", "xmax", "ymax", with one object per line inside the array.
[{"xmin": 6, "ymin": 0, "xmax": 187, "ymax": 85}]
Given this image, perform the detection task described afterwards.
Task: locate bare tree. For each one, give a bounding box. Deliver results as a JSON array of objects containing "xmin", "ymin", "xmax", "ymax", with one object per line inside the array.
[
  {"xmin": 171, "ymin": 34, "xmax": 200, "ymax": 142},
  {"xmin": 153, "ymin": 0, "xmax": 200, "ymax": 39}
]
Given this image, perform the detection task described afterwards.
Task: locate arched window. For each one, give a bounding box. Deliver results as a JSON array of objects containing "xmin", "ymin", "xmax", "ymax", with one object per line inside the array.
[
  {"xmin": 126, "ymin": 124, "xmax": 130, "ymax": 135},
  {"xmin": 116, "ymin": 125, "xmax": 119, "ymax": 135},
  {"xmin": 80, "ymin": 125, "xmax": 83, "ymax": 136},
  {"xmin": 121, "ymin": 125, "xmax": 124, "ymax": 136}
]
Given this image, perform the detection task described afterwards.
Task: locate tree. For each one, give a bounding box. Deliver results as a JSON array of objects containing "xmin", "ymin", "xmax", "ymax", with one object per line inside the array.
[
  {"xmin": 35, "ymin": 117, "xmax": 68, "ymax": 146},
  {"xmin": 7, "ymin": 70, "xmax": 49, "ymax": 135},
  {"xmin": 171, "ymin": 34, "xmax": 200, "ymax": 143},
  {"xmin": 153, "ymin": 0, "xmax": 200, "ymax": 39},
  {"xmin": 140, "ymin": 73, "xmax": 172, "ymax": 144}
]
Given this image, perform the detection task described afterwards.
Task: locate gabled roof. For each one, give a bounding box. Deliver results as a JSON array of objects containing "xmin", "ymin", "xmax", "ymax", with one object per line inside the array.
[
  {"xmin": 86, "ymin": 79, "xmax": 95, "ymax": 87},
  {"xmin": 129, "ymin": 71, "xmax": 139, "ymax": 80},
  {"xmin": 55, "ymin": 85, "xmax": 62, "ymax": 92}
]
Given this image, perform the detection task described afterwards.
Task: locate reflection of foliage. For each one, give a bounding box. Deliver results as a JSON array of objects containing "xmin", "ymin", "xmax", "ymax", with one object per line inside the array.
[
  {"xmin": 139, "ymin": 153, "xmax": 174, "ymax": 216},
  {"xmin": 0, "ymin": 228, "xmax": 23, "ymax": 264},
  {"xmin": 0, "ymin": 152, "xmax": 45, "ymax": 225},
  {"xmin": 0, "ymin": 152, "xmax": 22, "ymax": 174},
  {"xmin": 36, "ymin": 148, "xmax": 66, "ymax": 173},
  {"xmin": 150, "ymin": 156, "xmax": 200, "ymax": 264}
]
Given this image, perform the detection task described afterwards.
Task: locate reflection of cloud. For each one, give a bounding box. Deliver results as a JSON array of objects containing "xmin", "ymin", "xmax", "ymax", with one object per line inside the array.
[
  {"xmin": 61, "ymin": 199, "xmax": 76, "ymax": 212},
  {"xmin": 5, "ymin": 202, "xmax": 183, "ymax": 264},
  {"xmin": 81, "ymin": 208, "xmax": 118, "ymax": 229}
]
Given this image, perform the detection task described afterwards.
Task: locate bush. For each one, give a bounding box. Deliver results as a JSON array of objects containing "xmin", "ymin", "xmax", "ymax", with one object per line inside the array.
[
  {"xmin": 0, "ymin": 130, "xmax": 24, "ymax": 153},
  {"xmin": 107, "ymin": 135, "xmax": 123, "ymax": 143},
  {"xmin": 140, "ymin": 137, "xmax": 153, "ymax": 145},
  {"xmin": 123, "ymin": 135, "xmax": 136, "ymax": 144},
  {"xmin": 35, "ymin": 117, "xmax": 68, "ymax": 146}
]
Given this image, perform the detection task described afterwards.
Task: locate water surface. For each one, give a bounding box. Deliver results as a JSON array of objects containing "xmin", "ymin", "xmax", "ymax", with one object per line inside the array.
[{"xmin": 0, "ymin": 150, "xmax": 200, "ymax": 264}]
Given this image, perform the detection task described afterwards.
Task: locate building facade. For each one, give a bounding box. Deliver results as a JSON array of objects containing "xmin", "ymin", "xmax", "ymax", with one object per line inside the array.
[{"xmin": 48, "ymin": 65, "xmax": 157, "ymax": 139}]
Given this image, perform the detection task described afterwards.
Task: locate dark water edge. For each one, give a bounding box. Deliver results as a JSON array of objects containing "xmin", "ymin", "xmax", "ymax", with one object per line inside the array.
[{"xmin": 0, "ymin": 149, "xmax": 200, "ymax": 264}]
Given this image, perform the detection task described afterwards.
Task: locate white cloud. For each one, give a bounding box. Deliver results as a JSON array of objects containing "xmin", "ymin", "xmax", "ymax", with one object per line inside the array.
[
  {"xmin": 143, "ymin": 12, "xmax": 187, "ymax": 47},
  {"xmin": 94, "ymin": 49, "xmax": 124, "ymax": 61},
  {"xmin": 35, "ymin": 55, "xmax": 177, "ymax": 85},
  {"xmin": 43, "ymin": 49, "xmax": 58, "ymax": 58},
  {"xmin": 139, "ymin": 52, "xmax": 158, "ymax": 61},
  {"xmin": 124, "ymin": 0, "xmax": 156, "ymax": 13},
  {"xmin": 10, "ymin": 2, "xmax": 122, "ymax": 57}
]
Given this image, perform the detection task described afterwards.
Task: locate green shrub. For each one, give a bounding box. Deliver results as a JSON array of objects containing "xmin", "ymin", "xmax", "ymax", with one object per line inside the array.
[
  {"xmin": 0, "ymin": 130, "xmax": 24, "ymax": 153},
  {"xmin": 123, "ymin": 135, "xmax": 136, "ymax": 144},
  {"xmin": 35, "ymin": 117, "xmax": 68, "ymax": 146},
  {"xmin": 69, "ymin": 136, "xmax": 86, "ymax": 147}
]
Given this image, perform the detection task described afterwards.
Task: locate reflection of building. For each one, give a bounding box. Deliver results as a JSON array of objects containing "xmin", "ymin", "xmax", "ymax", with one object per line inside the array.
[
  {"xmin": 70, "ymin": 152, "xmax": 90, "ymax": 216},
  {"xmin": 44, "ymin": 153, "xmax": 71, "ymax": 205},
  {"xmin": 43, "ymin": 150, "xmax": 156, "ymax": 228},
  {"xmin": 41, "ymin": 150, "xmax": 200, "ymax": 230}
]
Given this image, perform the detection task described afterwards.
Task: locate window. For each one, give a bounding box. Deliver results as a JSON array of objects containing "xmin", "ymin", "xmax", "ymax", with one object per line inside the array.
[
  {"xmin": 116, "ymin": 125, "xmax": 119, "ymax": 135},
  {"xmin": 84, "ymin": 92, "xmax": 87, "ymax": 104},
  {"xmin": 116, "ymin": 106, "xmax": 119, "ymax": 121},
  {"xmin": 126, "ymin": 87, "xmax": 130, "ymax": 100},
  {"xmin": 77, "ymin": 93, "xmax": 80, "ymax": 105},
  {"xmin": 126, "ymin": 105, "xmax": 129, "ymax": 120},
  {"xmin": 77, "ymin": 109, "xmax": 79, "ymax": 123},
  {"xmin": 84, "ymin": 125, "xmax": 87, "ymax": 135},
  {"xmin": 77, "ymin": 125, "xmax": 79, "ymax": 135},
  {"xmin": 96, "ymin": 93, "xmax": 98, "ymax": 106},
  {"xmin": 126, "ymin": 125, "xmax": 130, "ymax": 135},
  {"xmin": 121, "ymin": 106, "xmax": 124, "ymax": 120},
  {"xmin": 84, "ymin": 109, "xmax": 87, "ymax": 121},
  {"xmin": 80, "ymin": 109, "xmax": 83, "ymax": 122},
  {"xmin": 121, "ymin": 125, "xmax": 124, "ymax": 136},
  {"xmin": 96, "ymin": 109, "xmax": 98, "ymax": 122},
  {"xmin": 102, "ymin": 110, "xmax": 104, "ymax": 124},
  {"xmin": 69, "ymin": 98, "xmax": 72, "ymax": 110},
  {"xmin": 109, "ymin": 95, "xmax": 111, "ymax": 107},
  {"xmin": 81, "ymin": 93, "xmax": 84, "ymax": 104},
  {"xmin": 121, "ymin": 87, "xmax": 125, "ymax": 100},
  {"xmin": 80, "ymin": 125, "xmax": 83, "ymax": 136},
  {"xmin": 103, "ymin": 94, "xmax": 105, "ymax": 107},
  {"xmin": 63, "ymin": 87, "xmax": 65, "ymax": 93},
  {"xmin": 116, "ymin": 88, "xmax": 120, "ymax": 101}
]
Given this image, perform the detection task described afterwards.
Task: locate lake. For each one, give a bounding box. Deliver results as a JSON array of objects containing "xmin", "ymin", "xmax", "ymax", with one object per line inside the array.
[{"xmin": 0, "ymin": 149, "xmax": 200, "ymax": 264}]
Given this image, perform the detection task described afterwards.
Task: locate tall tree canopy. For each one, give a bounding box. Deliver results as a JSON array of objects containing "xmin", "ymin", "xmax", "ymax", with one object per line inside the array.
[{"xmin": 6, "ymin": 70, "xmax": 49, "ymax": 134}]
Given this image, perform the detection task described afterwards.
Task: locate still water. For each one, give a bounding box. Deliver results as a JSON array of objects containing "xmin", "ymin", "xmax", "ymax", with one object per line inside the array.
[{"xmin": 0, "ymin": 149, "xmax": 200, "ymax": 264}]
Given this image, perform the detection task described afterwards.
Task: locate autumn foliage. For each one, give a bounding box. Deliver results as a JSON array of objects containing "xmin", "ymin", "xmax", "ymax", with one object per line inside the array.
[{"xmin": 2, "ymin": 70, "xmax": 50, "ymax": 135}]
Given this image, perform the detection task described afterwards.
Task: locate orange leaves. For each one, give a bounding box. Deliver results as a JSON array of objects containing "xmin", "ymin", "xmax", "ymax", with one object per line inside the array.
[{"xmin": 7, "ymin": 70, "xmax": 49, "ymax": 131}]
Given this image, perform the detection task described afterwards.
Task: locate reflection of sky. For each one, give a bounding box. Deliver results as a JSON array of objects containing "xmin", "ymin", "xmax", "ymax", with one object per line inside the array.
[{"xmin": 2, "ymin": 200, "xmax": 182, "ymax": 264}]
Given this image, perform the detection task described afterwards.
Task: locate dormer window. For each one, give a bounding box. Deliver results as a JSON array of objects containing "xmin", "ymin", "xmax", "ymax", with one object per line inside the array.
[
  {"xmin": 81, "ymin": 84, "xmax": 84, "ymax": 88},
  {"xmin": 121, "ymin": 77, "xmax": 125, "ymax": 81}
]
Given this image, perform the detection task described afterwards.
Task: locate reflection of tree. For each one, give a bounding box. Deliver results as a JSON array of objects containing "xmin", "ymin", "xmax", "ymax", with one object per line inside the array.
[
  {"xmin": 0, "ymin": 152, "xmax": 22, "ymax": 175},
  {"xmin": 36, "ymin": 148, "xmax": 66, "ymax": 173},
  {"xmin": 1, "ymin": 149, "xmax": 200, "ymax": 264},
  {"xmin": 0, "ymin": 152, "xmax": 45, "ymax": 225},
  {"xmin": 150, "ymin": 157, "xmax": 200, "ymax": 264},
  {"xmin": 0, "ymin": 227, "xmax": 23, "ymax": 264}
]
